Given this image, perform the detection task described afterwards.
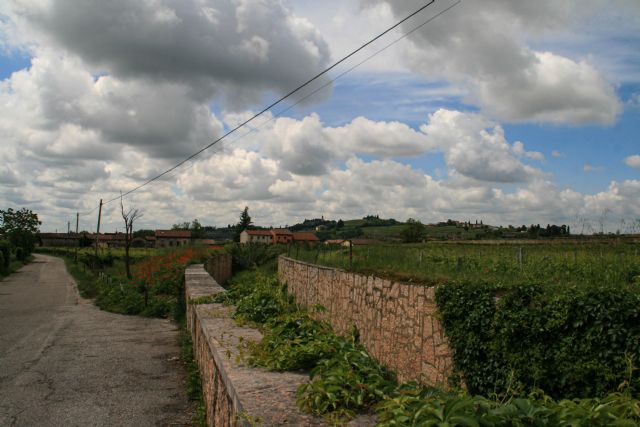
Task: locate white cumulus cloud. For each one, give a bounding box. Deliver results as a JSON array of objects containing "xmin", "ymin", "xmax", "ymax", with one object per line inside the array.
[
  {"xmin": 624, "ymin": 155, "xmax": 640, "ymax": 168},
  {"xmin": 363, "ymin": 0, "xmax": 623, "ymax": 125}
]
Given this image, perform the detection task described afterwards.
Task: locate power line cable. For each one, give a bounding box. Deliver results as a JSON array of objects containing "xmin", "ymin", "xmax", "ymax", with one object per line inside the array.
[
  {"xmin": 175, "ymin": 0, "xmax": 462, "ymax": 173},
  {"xmin": 269, "ymin": 1, "xmax": 462, "ymax": 124},
  {"xmin": 101, "ymin": 0, "xmax": 442, "ymax": 205}
]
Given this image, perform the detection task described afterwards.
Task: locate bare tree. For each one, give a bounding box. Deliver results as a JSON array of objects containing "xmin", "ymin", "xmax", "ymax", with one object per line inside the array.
[
  {"xmin": 121, "ymin": 193, "xmax": 143, "ymax": 279},
  {"xmin": 598, "ymin": 207, "xmax": 611, "ymax": 235}
]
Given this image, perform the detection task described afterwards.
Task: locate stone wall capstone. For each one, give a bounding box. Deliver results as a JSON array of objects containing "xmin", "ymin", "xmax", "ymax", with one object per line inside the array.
[{"xmin": 278, "ymin": 256, "xmax": 455, "ymax": 386}]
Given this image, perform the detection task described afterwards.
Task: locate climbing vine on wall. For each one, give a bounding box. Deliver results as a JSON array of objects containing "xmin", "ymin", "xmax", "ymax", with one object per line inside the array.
[{"xmin": 436, "ymin": 281, "xmax": 640, "ymax": 398}]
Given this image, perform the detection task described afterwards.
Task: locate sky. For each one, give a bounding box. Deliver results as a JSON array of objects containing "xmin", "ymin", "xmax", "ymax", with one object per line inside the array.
[{"xmin": 0, "ymin": 0, "xmax": 639, "ymax": 233}]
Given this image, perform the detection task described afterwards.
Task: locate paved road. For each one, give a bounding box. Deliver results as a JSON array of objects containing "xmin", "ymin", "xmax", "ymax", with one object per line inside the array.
[{"xmin": 0, "ymin": 254, "xmax": 192, "ymax": 426}]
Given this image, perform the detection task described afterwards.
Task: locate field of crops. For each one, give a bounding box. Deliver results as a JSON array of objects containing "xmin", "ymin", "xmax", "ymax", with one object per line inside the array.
[{"xmin": 291, "ymin": 240, "xmax": 640, "ymax": 287}]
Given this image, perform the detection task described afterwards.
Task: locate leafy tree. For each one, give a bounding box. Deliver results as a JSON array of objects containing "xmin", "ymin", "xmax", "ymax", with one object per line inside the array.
[
  {"xmin": 78, "ymin": 232, "xmax": 93, "ymax": 248},
  {"xmin": 0, "ymin": 240, "xmax": 10, "ymax": 273},
  {"xmin": 133, "ymin": 229, "xmax": 155, "ymax": 238},
  {"xmin": 0, "ymin": 208, "xmax": 41, "ymax": 258},
  {"xmin": 337, "ymin": 227, "xmax": 363, "ymax": 239},
  {"xmin": 171, "ymin": 219, "xmax": 204, "ymax": 238},
  {"xmin": 190, "ymin": 219, "xmax": 204, "ymax": 238},
  {"xmin": 238, "ymin": 206, "xmax": 252, "ymax": 230},
  {"xmin": 401, "ymin": 218, "xmax": 426, "ymax": 243}
]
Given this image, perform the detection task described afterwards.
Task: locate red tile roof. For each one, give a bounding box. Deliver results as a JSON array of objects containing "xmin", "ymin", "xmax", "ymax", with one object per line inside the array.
[
  {"xmin": 272, "ymin": 229, "xmax": 293, "ymax": 235},
  {"xmin": 86, "ymin": 234, "xmax": 124, "ymax": 241},
  {"xmin": 155, "ymin": 230, "xmax": 192, "ymax": 238},
  {"xmin": 39, "ymin": 233, "xmax": 76, "ymax": 239},
  {"xmin": 292, "ymin": 232, "xmax": 319, "ymax": 241}
]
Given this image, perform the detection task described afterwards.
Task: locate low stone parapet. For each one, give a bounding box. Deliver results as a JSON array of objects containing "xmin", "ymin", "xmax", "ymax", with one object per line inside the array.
[{"xmin": 186, "ymin": 264, "xmax": 369, "ymax": 426}]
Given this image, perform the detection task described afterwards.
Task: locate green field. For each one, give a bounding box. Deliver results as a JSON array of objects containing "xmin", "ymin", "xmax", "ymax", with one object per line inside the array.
[{"xmin": 292, "ymin": 241, "xmax": 640, "ymax": 287}]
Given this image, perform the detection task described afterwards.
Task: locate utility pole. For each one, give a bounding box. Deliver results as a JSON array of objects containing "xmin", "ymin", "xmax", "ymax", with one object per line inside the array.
[
  {"xmin": 95, "ymin": 199, "xmax": 103, "ymax": 258},
  {"xmin": 67, "ymin": 221, "xmax": 70, "ymax": 234},
  {"xmin": 75, "ymin": 212, "xmax": 79, "ymax": 263}
]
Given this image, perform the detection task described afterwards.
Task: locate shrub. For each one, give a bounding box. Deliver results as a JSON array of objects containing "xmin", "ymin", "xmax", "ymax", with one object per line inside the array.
[
  {"xmin": 233, "ymin": 274, "xmax": 294, "ymax": 324},
  {"xmin": 249, "ymin": 312, "xmax": 337, "ymax": 371},
  {"xmin": 229, "ymin": 243, "xmax": 284, "ymax": 271},
  {"xmin": 0, "ymin": 240, "xmax": 10, "ymax": 270},
  {"xmin": 297, "ymin": 335, "xmax": 396, "ymax": 419},
  {"xmin": 15, "ymin": 247, "xmax": 24, "ymax": 262}
]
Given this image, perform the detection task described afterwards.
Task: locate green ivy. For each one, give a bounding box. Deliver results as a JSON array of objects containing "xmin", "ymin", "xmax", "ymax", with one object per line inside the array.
[{"xmin": 436, "ymin": 281, "xmax": 640, "ymax": 398}]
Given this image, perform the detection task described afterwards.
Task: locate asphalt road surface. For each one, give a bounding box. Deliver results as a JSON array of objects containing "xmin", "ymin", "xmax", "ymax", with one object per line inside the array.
[{"xmin": 0, "ymin": 254, "xmax": 192, "ymax": 426}]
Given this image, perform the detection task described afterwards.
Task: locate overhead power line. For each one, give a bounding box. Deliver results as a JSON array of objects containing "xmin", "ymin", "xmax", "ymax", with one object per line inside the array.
[
  {"xmin": 182, "ymin": 0, "xmax": 463, "ymax": 176},
  {"xmin": 101, "ymin": 0, "xmax": 451, "ymax": 206}
]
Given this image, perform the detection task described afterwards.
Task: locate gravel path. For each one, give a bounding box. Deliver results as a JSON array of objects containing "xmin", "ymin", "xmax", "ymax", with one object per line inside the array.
[{"xmin": 0, "ymin": 254, "xmax": 192, "ymax": 426}]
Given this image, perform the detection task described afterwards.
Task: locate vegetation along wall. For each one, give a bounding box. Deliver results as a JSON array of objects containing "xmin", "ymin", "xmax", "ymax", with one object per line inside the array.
[
  {"xmin": 278, "ymin": 256, "xmax": 455, "ymax": 386},
  {"xmin": 185, "ymin": 265, "xmax": 239, "ymax": 426}
]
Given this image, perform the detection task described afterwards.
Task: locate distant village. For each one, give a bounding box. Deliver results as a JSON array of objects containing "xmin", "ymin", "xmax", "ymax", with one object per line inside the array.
[{"xmin": 37, "ymin": 213, "xmax": 580, "ymax": 250}]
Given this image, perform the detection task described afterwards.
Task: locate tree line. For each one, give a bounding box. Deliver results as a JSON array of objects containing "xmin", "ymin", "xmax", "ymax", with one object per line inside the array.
[{"xmin": 0, "ymin": 208, "xmax": 41, "ymax": 275}]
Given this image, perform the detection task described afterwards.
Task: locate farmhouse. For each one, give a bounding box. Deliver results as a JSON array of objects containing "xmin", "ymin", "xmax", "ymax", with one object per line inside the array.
[
  {"xmin": 240, "ymin": 229, "xmax": 319, "ymax": 245},
  {"xmin": 240, "ymin": 230, "xmax": 273, "ymax": 244},
  {"xmin": 292, "ymin": 232, "xmax": 319, "ymax": 244},
  {"xmin": 155, "ymin": 230, "xmax": 191, "ymax": 248},
  {"xmin": 272, "ymin": 229, "xmax": 294, "ymax": 244},
  {"xmin": 39, "ymin": 233, "xmax": 78, "ymax": 247}
]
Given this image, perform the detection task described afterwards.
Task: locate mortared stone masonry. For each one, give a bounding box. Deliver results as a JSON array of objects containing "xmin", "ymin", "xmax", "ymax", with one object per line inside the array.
[{"xmin": 278, "ymin": 256, "xmax": 455, "ymax": 386}]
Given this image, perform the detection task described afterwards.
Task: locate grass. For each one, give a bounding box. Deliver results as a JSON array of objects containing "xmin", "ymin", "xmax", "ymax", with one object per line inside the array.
[
  {"xmin": 290, "ymin": 241, "xmax": 640, "ymax": 288},
  {"xmin": 62, "ymin": 256, "xmax": 99, "ymax": 298},
  {"xmin": 179, "ymin": 325, "xmax": 207, "ymax": 427},
  {"xmin": 361, "ymin": 225, "xmax": 406, "ymax": 239}
]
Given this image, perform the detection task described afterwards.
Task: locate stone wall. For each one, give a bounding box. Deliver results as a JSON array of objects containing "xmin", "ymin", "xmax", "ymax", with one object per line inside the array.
[
  {"xmin": 204, "ymin": 253, "xmax": 232, "ymax": 285},
  {"xmin": 185, "ymin": 266, "xmax": 239, "ymax": 426},
  {"xmin": 186, "ymin": 264, "xmax": 363, "ymax": 426},
  {"xmin": 278, "ymin": 256, "xmax": 455, "ymax": 386}
]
